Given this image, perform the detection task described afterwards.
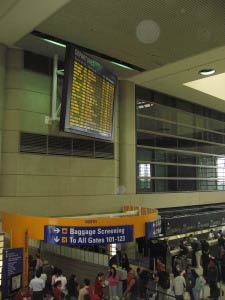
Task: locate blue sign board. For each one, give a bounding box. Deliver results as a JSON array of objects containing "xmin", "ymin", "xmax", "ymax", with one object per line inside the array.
[
  {"xmin": 44, "ymin": 225, "xmax": 134, "ymax": 245},
  {"xmin": 145, "ymin": 217, "xmax": 161, "ymax": 239},
  {"xmin": 2, "ymin": 248, "xmax": 23, "ymax": 300}
]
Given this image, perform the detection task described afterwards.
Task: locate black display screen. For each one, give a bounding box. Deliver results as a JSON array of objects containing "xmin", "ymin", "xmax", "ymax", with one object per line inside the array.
[{"xmin": 60, "ymin": 45, "xmax": 117, "ymax": 140}]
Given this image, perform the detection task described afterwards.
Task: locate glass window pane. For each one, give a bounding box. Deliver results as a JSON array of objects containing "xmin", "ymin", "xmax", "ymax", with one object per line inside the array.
[
  {"xmin": 137, "ymin": 133, "xmax": 155, "ymax": 147},
  {"xmin": 177, "ymin": 180, "xmax": 196, "ymax": 191},
  {"xmin": 178, "ymin": 139, "xmax": 196, "ymax": 152},
  {"xmin": 137, "ymin": 178, "xmax": 152, "ymax": 192},
  {"xmin": 178, "ymin": 166, "xmax": 196, "ymax": 177},
  {"xmin": 156, "ymin": 136, "xmax": 177, "ymax": 149},
  {"xmin": 137, "ymin": 148, "xmax": 153, "ymax": 161},
  {"xmin": 177, "ymin": 125, "xmax": 194, "ymax": 139}
]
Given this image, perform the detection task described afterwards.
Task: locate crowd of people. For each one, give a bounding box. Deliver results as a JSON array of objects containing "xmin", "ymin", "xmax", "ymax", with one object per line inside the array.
[
  {"xmin": 20, "ymin": 250, "xmax": 153, "ymax": 300},
  {"xmin": 16, "ymin": 229, "xmax": 225, "ymax": 300},
  {"xmin": 155, "ymin": 228, "xmax": 225, "ymax": 300}
]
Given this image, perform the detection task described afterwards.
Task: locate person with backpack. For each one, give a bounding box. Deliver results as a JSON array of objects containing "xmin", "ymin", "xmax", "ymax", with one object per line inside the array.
[{"xmin": 157, "ymin": 266, "xmax": 170, "ymax": 300}]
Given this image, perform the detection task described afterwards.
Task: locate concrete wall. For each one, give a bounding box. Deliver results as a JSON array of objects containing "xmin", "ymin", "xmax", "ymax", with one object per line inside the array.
[
  {"xmin": 0, "ymin": 48, "xmax": 121, "ymax": 216},
  {"xmin": 0, "ymin": 48, "xmax": 225, "ymax": 216}
]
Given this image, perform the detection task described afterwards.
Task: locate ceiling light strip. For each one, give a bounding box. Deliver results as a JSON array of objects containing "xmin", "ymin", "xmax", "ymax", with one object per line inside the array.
[{"xmin": 32, "ymin": 30, "xmax": 145, "ymax": 72}]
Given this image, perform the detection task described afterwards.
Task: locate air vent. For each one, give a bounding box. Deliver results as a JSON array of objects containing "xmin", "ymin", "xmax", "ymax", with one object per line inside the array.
[
  {"xmin": 48, "ymin": 135, "xmax": 72, "ymax": 155},
  {"xmin": 19, "ymin": 132, "xmax": 114, "ymax": 159},
  {"xmin": 73, "ymin": 139, "xmax": 94, "ymax": 157},
  {"xmin": 95, "ymin": 141, "xmax": 114, "ymax": 158},
  {"xmin": 20, "ymin": 133, "xmax": 47, "ymax": 154}
]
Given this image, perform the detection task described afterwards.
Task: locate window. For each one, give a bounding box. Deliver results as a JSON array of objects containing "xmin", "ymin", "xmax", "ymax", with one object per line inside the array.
[
  {"xmin": 217, "ymin": 157, "xmax": 225, "ymax": 190},
  {"xmin": 138, "ymin": 164, "xmax": 151, "ymax": 192},
  {"xmin": 136, "ymin": 86, "xmax": 225, "ymax": 193}
]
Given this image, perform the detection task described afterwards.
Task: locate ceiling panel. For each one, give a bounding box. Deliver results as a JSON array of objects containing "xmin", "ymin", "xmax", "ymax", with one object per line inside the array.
[
  {"xmin": 36, "ymin": 0, "xmax": 225, "ymax": 70},
  {"xmin": 0, "ymin": 0, "xmax": 18, "ymax": 19},
  {"xmin": 129, "ymin": 45, "xmax": 225, "ymax": 112}
]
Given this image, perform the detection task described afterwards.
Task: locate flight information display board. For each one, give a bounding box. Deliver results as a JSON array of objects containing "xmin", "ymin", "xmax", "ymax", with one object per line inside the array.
[{"xmin": 60, "ymin": 45, "xmax": 117, "ymax": 140}]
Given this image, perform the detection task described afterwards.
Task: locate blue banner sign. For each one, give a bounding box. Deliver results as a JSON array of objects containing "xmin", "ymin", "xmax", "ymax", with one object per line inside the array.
[
  {"xmin": 145, "ymin": 217, "xmax": 161, "ymax": 239},
  {"xmin": 2, "ymin": 248, "xmax": 23, "ymax": 300},
  {"xmin": 44, "ymin": 225, "xmax": 134, "ymax": 245}
]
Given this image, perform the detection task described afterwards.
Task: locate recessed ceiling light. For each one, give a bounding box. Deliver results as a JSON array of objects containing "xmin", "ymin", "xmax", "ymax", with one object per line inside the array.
[{"xmin": 199, "ymin": 69, "xmax": 216, "ymax": 76}]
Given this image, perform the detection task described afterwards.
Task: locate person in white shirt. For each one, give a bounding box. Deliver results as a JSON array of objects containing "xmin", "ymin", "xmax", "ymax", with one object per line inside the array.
[
  {"xmin": 38, "ymin": 267, "xmax": 47, "ymax": 285},
  {"xmin": 55, "ymin": 269, "xmax": 67, "ymax": 295},
  {"xmin": 29, "ymin": 270, "xmax": 45, "ymax": 300},
  {"xmin": 173, "ymin": 271, "xmax": 186, "ymax": 300},
  {"xmin": 208, "ymin": 230, "xmax": 215, "ymax": 240}
]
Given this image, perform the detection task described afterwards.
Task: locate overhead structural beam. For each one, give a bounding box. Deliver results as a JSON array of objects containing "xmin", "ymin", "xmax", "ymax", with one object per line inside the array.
[{"xmin": 0, "ymin": 0, "xmax": 71, "ymax": 46}]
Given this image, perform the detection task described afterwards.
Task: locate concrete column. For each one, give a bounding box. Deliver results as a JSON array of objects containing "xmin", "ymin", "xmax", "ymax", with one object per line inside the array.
[
  {"xmin": 119, "ymin": 80, "xmax": 136, "ymax": 195},
  {"xmin": 0, "ymin": 44, "xmax": 7, "ymax": 182}
]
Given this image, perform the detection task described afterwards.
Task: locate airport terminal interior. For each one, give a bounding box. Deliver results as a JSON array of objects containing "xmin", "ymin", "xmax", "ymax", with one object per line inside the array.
[{"xmin": 1, "ymin": 1, "xmax": 225, "ymax": 300}]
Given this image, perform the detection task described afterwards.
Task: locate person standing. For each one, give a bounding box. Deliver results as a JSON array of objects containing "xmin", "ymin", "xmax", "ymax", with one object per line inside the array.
[
  {"xmin": 122, "ymin": 270, "xmax": 138, "ymax": 300},
  {"xmin": 106, "ymin": 267, "xmax": 119, "ymax": 299},
  {"xmin": 207, "ymin": 259, "xmax": 219, "ymax": 300},
  {"xmin": 29, "ymin": 270, "xmax": 45, "ymax": 300},
  {"xmin": 38, "ymin": 267, "xmax": 47, "ymax": 286},
  {"xmin": 157, "ymin": 267, "xmax": 170, "ymax": 300},
  {"xmin": 191, "ymin": 270, "xmax": 205, "ymax": 300},
  {"xmin": 55, "ymin": 269, "xmax": 67, "ymax": 296},
  {"xmin": 94, "ymin": 273, "xmax": 104, "ymax": 299},
  {"xmin": 67, "ymin": 274, "xmax": 79, "ymax": 300},
  {"xmin": 209, "ymin": 230, "xmax": 215, "ymax": 240},
  {"xmin": 185, "ymin": 265, "xmax": 195, "ymax": 300},
  {"xmin": 156, "ymin": 257, "xmax": 165, "ymax": 274},
  {"xmin": 121, "ymin": 254, "xmax": 130, "ymax": 272},
  {"xmin": 35, "ymin": 254, "xmax": 43, "ymax": 272},
  {"xmin": 173, "ymin": 271, "xmax": 186, "ymax": 300},
  {"xmin": 53, "ymin": 281, "xmax": 63, "ymax": 300},
  {"xmin": 78, "ymin": 279, "xmax": 92, "ymax": 300}
]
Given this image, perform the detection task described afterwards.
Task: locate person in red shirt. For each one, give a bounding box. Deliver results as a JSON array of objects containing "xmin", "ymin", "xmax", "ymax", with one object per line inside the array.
[
  {"xmin": 94, "ymin": 273, "xmax": 104, "ymax": 298},
  {"xmin": 52, "ymin": 281, "xmax": 63, "ymax": 300},
  {"xmin": 16, "ymin": 288, "xmax": 32, "ymax": 300},
  {"xmin": 156, "ymin": 257, "xmax": 165, "ymax": 274}
]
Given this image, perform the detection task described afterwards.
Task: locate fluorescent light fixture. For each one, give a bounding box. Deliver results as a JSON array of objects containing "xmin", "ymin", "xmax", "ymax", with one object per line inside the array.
[
  {"xmin": 184, "ymin": 72, "xmax": 225, "ymax": 101},
  {"xmin": 43, "ymin": 38, "xmax": 66, "ymax": 48},
  {"xmin": 199, "ymin": 69, "xmax": 216, "ymax": 76},
  {"xmin": 111, "ymin": 61, "xmax": 134, "ymax": 70}
]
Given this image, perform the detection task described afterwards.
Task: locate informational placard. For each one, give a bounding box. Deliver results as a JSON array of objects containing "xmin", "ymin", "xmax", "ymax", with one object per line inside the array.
[
  {"xmin": 44, "ymin": 225, "xmax": 133, "ymax": 245},
  {"xmin": 60, "ymin": 45, "xmax": 117, "ymax": 140},
  {"xmin": 145, "ymin": 217, "xmax": 161, "ymax": 239},
  {"xmin": 2, "ymin": 248, "xmax": 23, "ymax": 300}
]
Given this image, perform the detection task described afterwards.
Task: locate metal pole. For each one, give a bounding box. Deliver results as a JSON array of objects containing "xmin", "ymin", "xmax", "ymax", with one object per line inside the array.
[{"xmin": 51, "ymin": 55, "xmax": 58, "ymax": 120}]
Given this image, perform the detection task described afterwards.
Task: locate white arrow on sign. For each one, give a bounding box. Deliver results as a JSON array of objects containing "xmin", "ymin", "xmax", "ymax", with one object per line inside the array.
[
  {"xmin": 53, "ymin": 228, "xmax": 60, "ymax": 234},
  {"xmin": 54, "ymin": 236, "xmax": 60, "ymax": 243}
]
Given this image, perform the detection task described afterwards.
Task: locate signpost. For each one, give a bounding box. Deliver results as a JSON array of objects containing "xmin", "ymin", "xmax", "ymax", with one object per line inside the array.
[
  {"xmin": 44, "ymin": 225, "xmax": 134, "ymax": 245},
  {"xmin": 2, "ymin": 248, "xmax": 23, "ymax": 300},
  {"xmin": 145, "ymin": 217, "xmax": 161, "ymax": 239}
]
